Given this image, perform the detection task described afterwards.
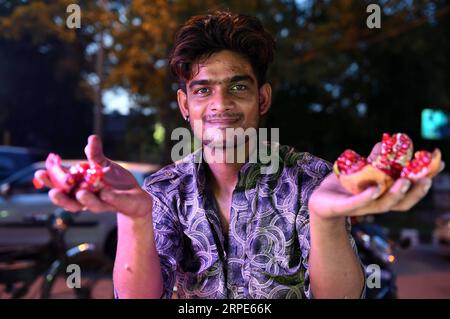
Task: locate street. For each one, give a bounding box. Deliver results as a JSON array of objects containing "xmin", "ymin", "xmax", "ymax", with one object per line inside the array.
[{"xmin": 393, "ymin": 244, "xmax": 450, "ymax": 299}]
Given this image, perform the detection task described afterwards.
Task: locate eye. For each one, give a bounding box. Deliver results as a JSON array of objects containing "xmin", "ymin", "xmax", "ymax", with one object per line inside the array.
[
  {"xmin": 194, "ymin": 87, "xmax": 210, "ymax": 96},
  {"xmin": 230, "ymin": 84, "xmax": 247, "ymax": 92}
]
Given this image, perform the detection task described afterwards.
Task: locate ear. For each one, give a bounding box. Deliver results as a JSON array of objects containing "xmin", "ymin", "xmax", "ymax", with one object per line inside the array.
[
  {"xmin": 258, "ymin": 83, "xmax": 272, "ymax": 116},
  {"xmin": 177, "ymin": 89, "xmax": 189, "ymax": 119}
]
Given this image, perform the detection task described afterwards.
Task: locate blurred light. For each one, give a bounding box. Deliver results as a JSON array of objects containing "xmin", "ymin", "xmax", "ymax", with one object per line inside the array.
[
  {"xmin": 154, "ymin": 122, "xmax": 165, "ymax": 145},
  {"xmin": 309, "ymin": 103, "xmax": 323, "ymax": 112},
  {"xmin": 0, "ymin": 210, "xmax": 9, "ymax": 218},
  {"xmin": 388, "ymin": 255, "xmax": 395, "ymax": 263},
  {"xmin": 102, "ymin": 88, "xmax": 132, "ymax": 115},
  {"xmin": 78, "ymin": 243, "xmax": 89, "ymax": 252},
  {"xmin": 356, "ymin": 103, "xmax": 367, "ymax": 117},
  {"xmin": 362, "ymin": 234, "xmax": 370, "ymax": 243},
  {"xmin": 421, "ymin": 108, "xmax": 449, "ymax": 140}
]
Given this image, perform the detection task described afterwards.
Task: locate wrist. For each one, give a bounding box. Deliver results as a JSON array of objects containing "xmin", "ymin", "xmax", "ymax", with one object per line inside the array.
[
  {"xmin": 118, "ymin": 190, "xmax": 153, "ymax": 223},
  {"xmin": 309, "ymin": 210, "xmax": 346, "ymax": 231}
]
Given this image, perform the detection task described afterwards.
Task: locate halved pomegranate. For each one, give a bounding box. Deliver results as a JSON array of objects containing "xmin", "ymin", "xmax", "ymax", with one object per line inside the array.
[
  {"xmin": 33, "ymin": 153, "xmax": 105, "ymax": 196},
  {"xmin": 334, "ymin": 150, "xmax": 394, "ymax": 195},
  {"xmin": 334, "ymin": 133, "xmax": 442, "ymax": 195}
]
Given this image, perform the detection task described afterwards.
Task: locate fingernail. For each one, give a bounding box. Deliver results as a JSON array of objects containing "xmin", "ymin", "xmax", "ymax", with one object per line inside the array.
[
  {"xmin": 401, "ymin": 180, "xmax": 411, "ymax": 194},
  {"xmin": 371, "ymin": 186, "xmax": 382, "ymax": 200},
  {"xmin": 423, "ymin": 180, "xmax": 432, "ymax": 193}
]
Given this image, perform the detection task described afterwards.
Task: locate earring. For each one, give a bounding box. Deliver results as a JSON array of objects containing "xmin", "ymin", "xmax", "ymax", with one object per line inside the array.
[{"xmin": 185, "ymin": 115, "xmax": 189, "ymax": 121}]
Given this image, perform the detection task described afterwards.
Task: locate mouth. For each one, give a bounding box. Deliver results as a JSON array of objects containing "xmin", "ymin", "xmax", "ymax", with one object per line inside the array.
[
  {"xmin": 206, "ymin": 118, "xmax": 241, "ymax": 125},
  {"xmin": 204, "ymin": 114, "xmax": 243, "ymax": 126}
]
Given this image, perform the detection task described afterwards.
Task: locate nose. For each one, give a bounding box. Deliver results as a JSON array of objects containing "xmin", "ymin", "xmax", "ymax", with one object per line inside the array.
[{"xmin": 209, "ymin": 88, "xmax": 235, "ymax": 113}]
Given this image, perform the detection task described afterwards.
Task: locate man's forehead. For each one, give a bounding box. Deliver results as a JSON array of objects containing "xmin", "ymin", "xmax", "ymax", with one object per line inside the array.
[
  {"xmin": 188, "ymin": 65, "xmax": 256, "ymax": 88},
  {"xmin": 190, "ymin": 51, "xmax": 255, "ymax": 79},
  {"xmin": 193, "ymin": 62, "xmax": 252, "ymax": 78}
]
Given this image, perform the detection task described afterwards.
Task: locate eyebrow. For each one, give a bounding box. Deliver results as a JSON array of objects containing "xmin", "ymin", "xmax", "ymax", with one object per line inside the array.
[{"xmin": 188, "ymin": 75, "xmax": 255, "ymax": 90}]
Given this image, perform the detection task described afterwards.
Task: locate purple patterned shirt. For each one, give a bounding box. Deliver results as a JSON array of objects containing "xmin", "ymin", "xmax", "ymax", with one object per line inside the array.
[{"xmin": 143, "ymin": 144, "xmax": 363, "ymax": 299}]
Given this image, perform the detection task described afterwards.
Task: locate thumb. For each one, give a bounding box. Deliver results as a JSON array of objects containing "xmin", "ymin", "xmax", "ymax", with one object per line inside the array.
[
  {"xmin": 367, "ymin": 142, "xmax": 382, "ymax": 162},
  {"xmin": 84, "ymin": 135, "xmax": 109, "ymax": 167}
]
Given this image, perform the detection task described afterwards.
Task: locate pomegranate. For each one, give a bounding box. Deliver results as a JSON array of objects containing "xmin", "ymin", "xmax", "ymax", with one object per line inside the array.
[
  {"xmin": 400, "ymin": 149, "xmax": 442, "ymax": 181},
  {"xmin": 334, "ymin": 150, "xmax": 394, "ymax": 195},
  {"xmin": 33, "ymin": 153, "xmax": 105, "ymax": 196},
  {"xmin": 334, "ymin": 133, "xmax": 442, "ymax": 195},
  {"xmin": 370, "ymin": 133, "xmax": 413, "ymax": 179}
]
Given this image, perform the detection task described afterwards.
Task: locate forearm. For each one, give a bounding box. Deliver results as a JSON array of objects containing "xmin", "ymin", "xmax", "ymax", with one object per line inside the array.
[
  {"xmin": 308, "ymin": 214, "xmax": 365, "ymax": 299},
  {"xmin": 113, "ymin": 213, "xmax": 163, "ymax": 298}
]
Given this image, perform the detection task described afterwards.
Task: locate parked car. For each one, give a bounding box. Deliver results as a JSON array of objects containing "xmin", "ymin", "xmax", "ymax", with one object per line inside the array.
[
  {"xmin": 433, "ymin": 212, "xmax": 450, "ymax": 256},
  {"xmin": 0, "ymin": 160, "xmax": 160, "ymax": 260},
  {"xmin": 0, "ymin": 146, "xmax": 47, "ymax": 181}
]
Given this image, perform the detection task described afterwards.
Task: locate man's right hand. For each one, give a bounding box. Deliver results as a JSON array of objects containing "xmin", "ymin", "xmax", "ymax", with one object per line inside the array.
[{"xmin": 34, "ymin": 135, "xmax": 153, "ymax": 219}]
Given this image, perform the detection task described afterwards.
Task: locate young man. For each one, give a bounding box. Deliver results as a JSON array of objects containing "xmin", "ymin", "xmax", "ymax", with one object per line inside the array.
[{"xmin": 35, "ymin": 11, "xmax": 439, "ymax": 299}]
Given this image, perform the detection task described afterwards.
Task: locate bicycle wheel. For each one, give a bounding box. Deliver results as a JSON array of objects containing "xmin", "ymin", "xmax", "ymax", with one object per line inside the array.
[{"xmin": 40, "ymin": 250, "xmax": 114, "ymax": 299}]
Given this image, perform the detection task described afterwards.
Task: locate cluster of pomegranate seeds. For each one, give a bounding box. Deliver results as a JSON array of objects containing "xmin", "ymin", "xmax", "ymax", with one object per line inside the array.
[
  {"xmin": 335, "ymin": 149, "xmax": 368, "ymax": 175},
  {"xmin": 400, "ymin": 151, "xmax": 432, "ymax": 178},
  {"xmin": 68, "ymin": 162, "xmax": 104, "ymax": 193},
  {"xmin": 370, "ymin": 133, "xmax": 413, "ymax": 179},
  {"xmin": 380, "ymin": 133, "xmax": 413, "ymax": 166},
  {"xmin": 83, "ymin": 163, "xmax": 105, "ymax": 192}
]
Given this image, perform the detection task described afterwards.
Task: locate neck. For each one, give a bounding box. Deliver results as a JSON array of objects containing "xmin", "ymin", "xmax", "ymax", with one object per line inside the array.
[{"xmin": 203, "ymin": 140, "xmax": 256, "ymax": 194}]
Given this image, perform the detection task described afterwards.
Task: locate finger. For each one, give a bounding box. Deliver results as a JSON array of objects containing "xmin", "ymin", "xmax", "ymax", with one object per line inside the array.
[
  {"xmin": 49, "ymin": 189, "xmax": 83, "ymax": 212},
  {"xmin": 391, "ymin": 178, "xmax": 432, "ymax": 212},
  {"xmin": 438, "ymin": 161, "xmax": 445, "ymax": 174},
  {"xmin": 84, "ymin": 135, "xmax": 110, "ymax": 167},
  {"xmin": 34, "ymin": 170, "xmax": 53, "ymax": 188},
  {"xmin": 331, "ymin": 185, "xmax": 382, "ymax": 214},
  {"xmin": 75, "ymin": 189, "xmax": 116, "ymax": 213},
  {"xmin": 368, "ymin": 178, "xmax": 411, "ymax": 214},
  {"xmin": 367, "ymin": 142, "xmax": 382, "ymax": 162}
]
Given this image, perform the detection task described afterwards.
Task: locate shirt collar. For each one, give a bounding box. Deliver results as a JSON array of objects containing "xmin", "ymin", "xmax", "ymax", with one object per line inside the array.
[{"xmin": 189, "ymin": 140, "xmax": 283, "ymax": 193}]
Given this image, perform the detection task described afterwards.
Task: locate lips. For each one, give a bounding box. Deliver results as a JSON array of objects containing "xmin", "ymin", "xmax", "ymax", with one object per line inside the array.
[
  {"xmin": 204, "ymin": 113, "xmax": 243, "ymax": 126},
  {"xmin": 207, "ymin": 118, "xmax": 240, "ymax": 124}
]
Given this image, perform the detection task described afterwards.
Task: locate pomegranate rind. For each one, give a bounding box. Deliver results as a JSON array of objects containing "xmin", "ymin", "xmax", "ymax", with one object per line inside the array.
[
  {"xmin": 32, "ymin": 177, "xmax": 44, "ymax": 190},
  {"xmin": 428, "ymin": 149, "xmax": 442, "ymax": 178},
  {"xmin": 44, "ymin": 154, "xmax": 106, "ymax": 195},
  {"xmin": 45, "ymin": 153, "xmax": 73, "ymax": 193},
  {"xmin": 335, "ymin": 161, "xmax": 394, "ymax": 195}
]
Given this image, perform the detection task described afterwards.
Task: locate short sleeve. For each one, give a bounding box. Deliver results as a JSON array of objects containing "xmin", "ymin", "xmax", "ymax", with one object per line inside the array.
[
  {"xmin": 143, "ymin": 180, "xmax": 183, "ymax": 299},
  {"xmin": 296, "ymin": 155, "xmax": 366, "ymax": 299}
]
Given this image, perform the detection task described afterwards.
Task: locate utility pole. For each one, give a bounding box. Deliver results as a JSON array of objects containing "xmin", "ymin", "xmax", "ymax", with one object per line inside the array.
[{"xmin": 94, "ymin": 0, "xmax": 106, "ymax": 138}]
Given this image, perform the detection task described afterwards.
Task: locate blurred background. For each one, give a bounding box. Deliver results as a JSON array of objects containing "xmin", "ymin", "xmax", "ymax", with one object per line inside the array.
[{"xmin": 0, "ymin": 0, "xmax": 449, "ymax": 299}]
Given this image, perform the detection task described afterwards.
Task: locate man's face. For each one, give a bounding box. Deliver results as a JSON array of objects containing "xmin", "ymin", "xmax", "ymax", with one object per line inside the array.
[{"xmin": 177, "ymin": 50, "xmax": 271, "ymax": 149}]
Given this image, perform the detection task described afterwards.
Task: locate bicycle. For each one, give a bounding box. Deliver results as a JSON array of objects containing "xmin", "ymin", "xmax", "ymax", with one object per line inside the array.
[{"xmin": 0, "ymin": 208, "xmax": 114, "ymax": 299}]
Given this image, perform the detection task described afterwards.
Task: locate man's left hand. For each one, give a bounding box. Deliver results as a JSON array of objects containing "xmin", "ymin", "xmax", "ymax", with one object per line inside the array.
[{"xmin": 309, "ymin": 145, "xmax": 445, "ymax": 220}]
